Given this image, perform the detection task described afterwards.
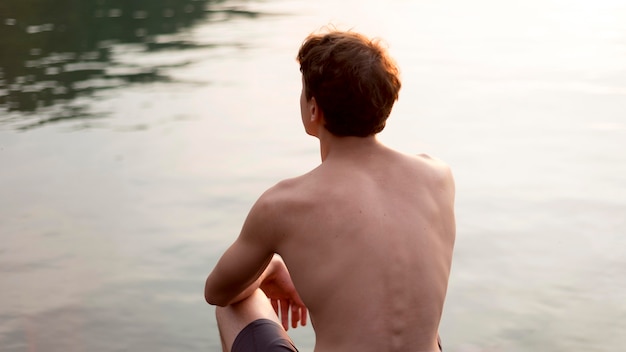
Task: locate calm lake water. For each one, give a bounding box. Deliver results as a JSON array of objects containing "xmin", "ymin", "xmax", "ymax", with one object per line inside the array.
[{"xmin": 1, "ymin": 0, "xmax": 625, "ymax": 351}]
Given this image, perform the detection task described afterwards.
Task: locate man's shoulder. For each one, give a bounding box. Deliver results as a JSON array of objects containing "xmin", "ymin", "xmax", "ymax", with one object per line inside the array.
[
  {"xmin": 395, "ymin": 152, "xmax": 455, "ymax": 197},
  {"xmin": 414, "ymin": 152, "xmax": 449, "ymax": 167},
  {"xmin": 411, "ymin": 153, "xmax": 455, "ymax": 201},
  {"xmin": 244, "ymin": 172, "xmax": 321, "ymax": 241},
  {"xmin": 256, "ymin": 171, "xmax": 319, "ymax": 210},
  {"xmin": 413, "ymin": 153, "xmax": 453, "ymax": 176},
  {"xmin": 241, "ymin": 174, "xmax": 315, "ymax": 240}
]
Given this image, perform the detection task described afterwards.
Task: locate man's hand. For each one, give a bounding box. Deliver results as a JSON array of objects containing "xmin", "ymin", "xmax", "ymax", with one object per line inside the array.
[{"xmin": 260, "ymin": 256, "xmax": 308, "ymax": 330}]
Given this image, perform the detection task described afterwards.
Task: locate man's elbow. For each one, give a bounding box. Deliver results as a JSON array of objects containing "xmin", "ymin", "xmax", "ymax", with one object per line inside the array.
[
  {"xmin": 204, "ymin": 281, "xmax": 228, "ymax": 306},
  {"xmin": 205, "ymin": 295, "xmax": 227, "ymax": 307},
  {"xmin": 204, "ymin": 291, "xmax": 217, "ymax": 306}
]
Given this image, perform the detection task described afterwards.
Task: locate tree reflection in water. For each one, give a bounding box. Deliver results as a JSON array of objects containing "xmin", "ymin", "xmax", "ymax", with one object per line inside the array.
[{"xmin": 0, "ymin": 0, "xmax": 263, "ymax": 130}]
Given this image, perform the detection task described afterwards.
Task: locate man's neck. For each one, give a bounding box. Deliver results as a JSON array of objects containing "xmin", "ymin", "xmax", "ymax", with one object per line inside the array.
[{"xmin": 318, "ymin": 129, "xmax": 382, "ymax": 162}]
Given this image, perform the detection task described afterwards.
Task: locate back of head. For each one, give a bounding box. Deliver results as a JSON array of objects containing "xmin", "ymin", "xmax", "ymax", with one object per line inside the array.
[{"xmin": 297, "ymin": 30, "xmax": 402, "ymax": 137}]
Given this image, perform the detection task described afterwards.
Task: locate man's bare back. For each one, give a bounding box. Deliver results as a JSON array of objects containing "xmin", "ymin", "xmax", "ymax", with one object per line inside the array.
[
  {"xmin": 205, "ymin": 29, "xmax": 455, "ymax": 352},
  {"xmin": 263, "ymin": 140, "xmax": 455, "ymax": 352}
]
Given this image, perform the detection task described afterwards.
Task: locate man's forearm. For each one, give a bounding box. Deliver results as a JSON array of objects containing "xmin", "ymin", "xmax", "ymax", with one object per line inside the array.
[
  {"xmin": 227, "ymin": 272, "xmax": 267, "ymax": 305},
  {"xmin": 208, "ymin": 254, "xmax": 279, "ymax": 306}
]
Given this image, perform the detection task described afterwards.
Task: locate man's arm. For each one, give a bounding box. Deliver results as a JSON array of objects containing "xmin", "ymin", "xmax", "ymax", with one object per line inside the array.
[{"xmin": 204, "ymin": 194, "xmax": 279, "ymax": 306}]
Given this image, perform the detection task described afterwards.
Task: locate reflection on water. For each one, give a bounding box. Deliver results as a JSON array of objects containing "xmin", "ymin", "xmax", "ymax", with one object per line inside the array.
[
  {"xmin": 0, "ymin": 2, "xmax": 291, "ymax": 350},
  {"xmin": 0, "ymin": 0, "xmax": 265, "ymax": 130}
]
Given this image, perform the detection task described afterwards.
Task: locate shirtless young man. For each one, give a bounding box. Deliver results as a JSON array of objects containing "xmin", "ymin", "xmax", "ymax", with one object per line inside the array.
[{"xmin": 205, "ymin": 30, "xmax": 456, "ymax": 352}]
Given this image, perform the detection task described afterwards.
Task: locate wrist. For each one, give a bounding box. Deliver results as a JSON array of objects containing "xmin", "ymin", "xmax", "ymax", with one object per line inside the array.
[
  {"xmin": 266, "ymin": 255, "xmax": 280, "ymax": 279},
  {"xmin": 262, "ymin": 255, "xmax": 284, "ymax": 286}
]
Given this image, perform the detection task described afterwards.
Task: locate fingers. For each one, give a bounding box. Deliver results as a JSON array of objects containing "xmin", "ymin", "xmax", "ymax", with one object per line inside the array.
[
  {"xmin": 300, "ymin": 306, "xmax": 308, "ymax": 326},
  {"xmin": 279, "ymin": 299, "xmax": 289, "ymax": 330},
  {"xmin": 291, "ymin": 304, "xmax": 299, "ymax": 329},
  {"xmin": 273, "ymin": 299, "xmax": 307, "ymax": 330},
  {"xmin": 289, "ymin": 302, "xmax": 307, "ymax": 329},
  {"xmin": 294, "ymin": 296, "xmax": 307, "ymax": 327}
]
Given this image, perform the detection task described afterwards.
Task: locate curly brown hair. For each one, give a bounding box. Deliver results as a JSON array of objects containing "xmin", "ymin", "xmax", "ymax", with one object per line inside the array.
[{"xmin": 297, "ymin": 30, "xmax": 401, "ymax": 137}]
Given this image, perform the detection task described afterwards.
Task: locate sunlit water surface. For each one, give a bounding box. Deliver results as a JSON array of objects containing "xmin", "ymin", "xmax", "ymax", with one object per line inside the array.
[{"xmin": 1, "ymin": 0, "xmax": 625, "ymax": 351}]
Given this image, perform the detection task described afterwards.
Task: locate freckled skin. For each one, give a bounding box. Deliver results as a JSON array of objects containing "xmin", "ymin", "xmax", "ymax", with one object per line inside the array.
[{"xmin": 205, "ymin": 83, "xmax": 455, "ymax": 352}]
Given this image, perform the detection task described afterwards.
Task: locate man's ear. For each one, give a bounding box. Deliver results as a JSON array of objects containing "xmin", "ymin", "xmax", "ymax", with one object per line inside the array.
[
  {"xmin": 309, "ymin": 97, "xmax": 323, "ymax": 123},
  {"xmin": 303, "ymin": 96, "xmax": 324, "ymax": 137}
]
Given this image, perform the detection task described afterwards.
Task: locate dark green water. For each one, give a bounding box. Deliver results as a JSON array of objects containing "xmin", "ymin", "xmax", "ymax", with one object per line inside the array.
[{"xmin": 0, "ymin": 0, "xmax": 263, "ymax": 130}]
